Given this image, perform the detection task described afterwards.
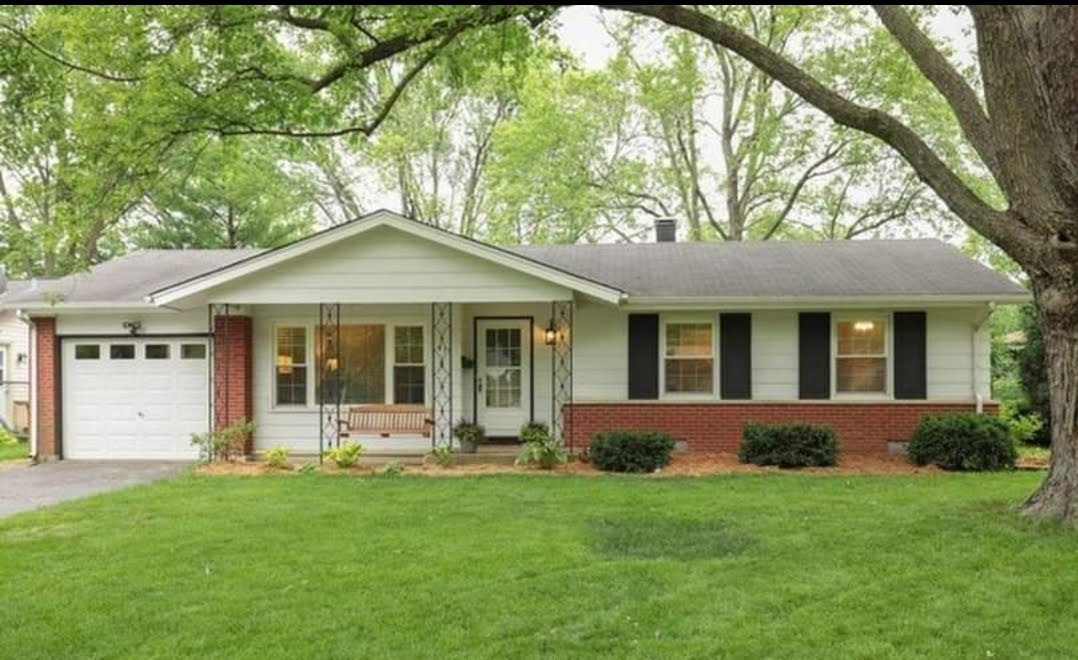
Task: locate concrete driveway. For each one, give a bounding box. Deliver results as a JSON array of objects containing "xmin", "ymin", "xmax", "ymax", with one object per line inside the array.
[{"xmin": 0, "ymin": 461, "xmax": 188, "ymax": 518}]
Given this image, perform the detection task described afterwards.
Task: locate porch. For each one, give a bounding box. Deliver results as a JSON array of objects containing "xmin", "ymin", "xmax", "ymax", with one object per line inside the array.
[{"xmin": 208, "ymin": 301, "xmax": 574, "ymax": 459}]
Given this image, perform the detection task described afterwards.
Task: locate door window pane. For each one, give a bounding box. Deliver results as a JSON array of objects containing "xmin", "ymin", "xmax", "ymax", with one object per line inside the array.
[
  {"xmin": 484, "ymin": 328, "xmax": 522, "ymax": 408},
  {"xmin": 145, "ymin": 344, "xmax": 170, "ymax": 360},
  {"xmin": 110, "ymin": 344, "xmax": 135, "ymax": 360},
  {"xmin": 181, "ymin": 344, "xmax": 206, "ymax": 360},
  {"xmin": 75, "ymin": 345, "xmax": 101, "ymax": 360}
]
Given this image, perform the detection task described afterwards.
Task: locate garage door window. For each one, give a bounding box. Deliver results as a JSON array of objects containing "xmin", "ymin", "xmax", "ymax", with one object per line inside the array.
[
  {"xmin": 181, "ymin": 344, "xmax": 206, "ymax": 359},
  {"xmin": 110, "ymin": 344, "xmax": 135, "ymax": 360},
  {"xmin": 75, "ymin": 344, "xmax": 100, "ymax": 360},
  {"xmin": 145, "ymin": 344, "xmax": 170, "ymax": 360}
]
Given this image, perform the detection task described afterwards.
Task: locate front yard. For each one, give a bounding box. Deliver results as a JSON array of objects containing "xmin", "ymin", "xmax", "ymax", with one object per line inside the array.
[
  {"xmin": 1, "ymin": 471, "xmax": 1075, "ymax": 658},
  {"xmin": 0, "ymin": 439, "xmax": 28, "ymax": 461}
]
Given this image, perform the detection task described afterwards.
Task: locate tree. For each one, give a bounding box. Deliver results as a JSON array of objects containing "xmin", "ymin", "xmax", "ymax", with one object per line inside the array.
[{"xmin": 12, "ymin": 5, "xmax": 1078, "ymax": 521}]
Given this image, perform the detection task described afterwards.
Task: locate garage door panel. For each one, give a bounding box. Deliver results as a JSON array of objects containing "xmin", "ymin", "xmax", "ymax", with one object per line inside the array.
[{"xmin": 63, "ymin": 338, "xmax": 208, "ymax": 460}]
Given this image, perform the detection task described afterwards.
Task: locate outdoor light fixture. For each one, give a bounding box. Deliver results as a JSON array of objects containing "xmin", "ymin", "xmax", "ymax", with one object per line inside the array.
[
  {"xmin": 853, "ymin": 321, "xmax": 876, "ymax": 332},
  {"xmin": 122, "ymin": 320, "xmax": 142, "ymax": 336},
  {"xmin": 544, "ymin": 320, "xmax": 558, "ymax": 346}
]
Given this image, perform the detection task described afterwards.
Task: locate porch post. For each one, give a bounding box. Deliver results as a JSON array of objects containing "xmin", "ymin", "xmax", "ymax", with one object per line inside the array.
[
  {"xmin": 551, "ymin": 300, "xmax": 574, "ymax": 450},
  {"xmin": 318, "ymin": 303, "xmax": 342, "ymax": 461},
  {"xmin": 210, "ymin": 303, "xmax": 253, "ymax": 456},
  {"xmin": 430, "ymin": 302, "xmax": 453, "ymax": 449}
]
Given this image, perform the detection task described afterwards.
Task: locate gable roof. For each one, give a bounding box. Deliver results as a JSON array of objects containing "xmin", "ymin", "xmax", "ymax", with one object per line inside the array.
[
  {"xmin": 149, "ymin": 210, "xmax": 625, "ymax": 305},
  {"xmin": 510, "ymin": 239, "xmax": 1028, "ymax": 304}
]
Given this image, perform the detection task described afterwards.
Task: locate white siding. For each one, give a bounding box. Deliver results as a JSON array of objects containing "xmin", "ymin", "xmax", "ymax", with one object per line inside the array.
[
  {"xmin": 573, "ymin": 301, "xmax": 627, "ymax": 401},
  {"xmin": 752, "ymin": 311, "xmax": 799, "ymax": 400},
  {"xmin": 0, "ymin": 311, "xmax": 30, "ymax": 429},
  {"xmin": 926, "ymin": 307, "xmax": 989, "ymax": 400},
  {"xmin": 56, "ymin": 309, "xmax": 207, "ymax": 336},
  {"xmin": 213, "ymin": 226, "xmax": 573, "ymax": 304}
]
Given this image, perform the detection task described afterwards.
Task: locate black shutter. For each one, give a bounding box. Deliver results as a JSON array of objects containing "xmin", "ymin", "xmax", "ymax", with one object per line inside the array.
[
  {"xmin": 894, "ymin": 311, "xmax": 927, "ymax": 399},
  {"xmin": 628, "ymin": 314, "xmax": 659, "ymax": 399},
  {"xmin": 799, "ymin": 312, "xmax": 831, "ymax": 399},
  {"xmin": 720, "ymin": 313, "xmax": 752, "ymax": 399}
]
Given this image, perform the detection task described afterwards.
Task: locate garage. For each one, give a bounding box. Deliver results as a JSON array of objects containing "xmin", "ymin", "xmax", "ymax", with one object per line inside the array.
[{"xmin": 62, "ymin": 337, "xmax": 209, "ymax": 459}]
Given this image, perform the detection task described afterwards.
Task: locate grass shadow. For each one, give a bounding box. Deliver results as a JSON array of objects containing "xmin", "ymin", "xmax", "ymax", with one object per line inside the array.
[{"xmin": 586, "ymin": 516, "xmax": 755, "ymax": 560}]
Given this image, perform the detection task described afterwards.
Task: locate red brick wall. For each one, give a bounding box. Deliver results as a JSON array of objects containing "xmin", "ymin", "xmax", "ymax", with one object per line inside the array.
[
  {"xmin": 213, "ymin": 314, "xmax": 253, "ymax": 452},
  {"xmin": 564, "ymin": 401, "xmax": 1000, "ymax": 454},
  {"xmin": 32, "ymin": 317, "xmax": 59, "ymax": 459}
]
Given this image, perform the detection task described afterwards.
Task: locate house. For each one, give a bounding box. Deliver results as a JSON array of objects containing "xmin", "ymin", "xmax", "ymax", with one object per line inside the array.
[
  {"xmin": 0, "ymin": 282, "xmax": 31, "ymax": 437},
  {"xmin": 0, "ymin": 210, "xmax": 1029, "ymax": 461}
]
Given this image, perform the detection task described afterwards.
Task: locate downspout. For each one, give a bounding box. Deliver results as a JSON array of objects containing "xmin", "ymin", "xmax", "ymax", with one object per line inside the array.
[
  {"xmin": 972, "ymin": 304, "xmax": 994, "ymax": 413},
  {"xmin": 17, "ymin": 310, "xmax": 37, "ymax": 460}
]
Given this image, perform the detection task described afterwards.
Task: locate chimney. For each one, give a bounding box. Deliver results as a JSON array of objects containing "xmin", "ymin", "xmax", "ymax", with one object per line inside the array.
[{"xmin": 654, "ymin": 217, "xmax": 676, "ymax": 243}]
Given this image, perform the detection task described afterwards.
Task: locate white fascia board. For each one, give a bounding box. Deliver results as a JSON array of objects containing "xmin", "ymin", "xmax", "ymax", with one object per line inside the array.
[{"xmin": 622, "ymin": 293, "xmax": 1031, "ymax": 310}]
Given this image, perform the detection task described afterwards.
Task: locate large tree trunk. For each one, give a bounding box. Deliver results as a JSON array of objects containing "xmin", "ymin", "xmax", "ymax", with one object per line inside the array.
[{"xmin": 1022, "ymin": 280, "xmax": 1078, "ymax": 522}]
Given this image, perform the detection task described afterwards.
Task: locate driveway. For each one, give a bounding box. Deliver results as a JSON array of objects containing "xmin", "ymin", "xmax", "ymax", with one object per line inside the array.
[{"xmin": 0, "ymin": 461, "xmax": 188, "ymax": 518}]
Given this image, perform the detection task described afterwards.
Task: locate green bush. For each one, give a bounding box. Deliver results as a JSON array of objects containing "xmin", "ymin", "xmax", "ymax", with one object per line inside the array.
[
  {"xmin": 431, "ymin": 445, "xmax": 454, "ymax": 468},
  {"xmin": 263, "ymin": 445, "xmax": 290, "ymax": 469},
  {"xmin": 908, "ymin": 412, "xmax": 1016, "ymax": 471},
  {"xmin": 189, "ymin": 419, "xmax": 254, "ymax": 462},
  {"xmin": 381, "ymin": 460, "xmax": 405, "ymax": 477},
  {"xmin": 999, "ymin": 402, "xmax": 1045, "ymax": 446},
  {"xmin": 739, "ymin": 424, "xmax": 838, "ymax": 468},
  {"xmin": 515, "ymin": 425, "xmax": 566, "ymax": 470},
  {"xmin": 589, "ymin": 431, "xmax": 676, "ymax": 473},
  {"xmin": 324, "ymin": 441, "xmax": 364, "ymax": 468}
]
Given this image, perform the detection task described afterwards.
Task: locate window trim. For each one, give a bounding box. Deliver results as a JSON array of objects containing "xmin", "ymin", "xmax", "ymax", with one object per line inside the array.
[
  {"xmin": 659, "ymin": 316, "xmax": 717, "ymax": 399},
  {"xmin": 831, "ymin": 312, "xmax": 893, "ymax": 399}
]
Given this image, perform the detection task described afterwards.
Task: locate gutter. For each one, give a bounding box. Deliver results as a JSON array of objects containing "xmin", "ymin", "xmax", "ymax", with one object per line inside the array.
[
  {"xmin": 972, "ymin": 304, "xmax": 995, "ymax": 412},
  {"xmin": 16, "ymin": 310, "xmax": 37, "ymax": 460}
]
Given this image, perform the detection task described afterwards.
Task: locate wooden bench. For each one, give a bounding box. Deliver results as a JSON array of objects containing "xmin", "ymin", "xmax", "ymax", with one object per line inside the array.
[{"xmin": 338, "ymin": 404, "xmax": 433, "ymax": 438}]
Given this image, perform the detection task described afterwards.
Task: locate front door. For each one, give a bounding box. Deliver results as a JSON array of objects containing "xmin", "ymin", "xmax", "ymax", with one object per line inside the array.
[{"xmin": 476, "ymin": 320, "xmax": 531, "ymax": 437}]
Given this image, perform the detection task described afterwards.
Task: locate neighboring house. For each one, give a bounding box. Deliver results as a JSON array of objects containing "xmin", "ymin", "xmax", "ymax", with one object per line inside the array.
[
  {"xmin": 0, "ymin": 210, "xmax": 1028, "ymax": 461},
  {"xmin": 0, "ymin": 281, "xmax": 31, "ymax": 436}
]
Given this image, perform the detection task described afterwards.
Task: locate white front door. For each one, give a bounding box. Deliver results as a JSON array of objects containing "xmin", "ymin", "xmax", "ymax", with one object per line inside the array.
[{"xmin": 476, "ymin": 320, "xmax": 531, "ymax": 437}]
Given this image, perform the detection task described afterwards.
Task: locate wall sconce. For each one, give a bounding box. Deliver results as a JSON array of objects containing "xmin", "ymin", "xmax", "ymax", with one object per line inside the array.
[
  {"xmin": 544, "ymin": 320, "xmax": 558, "ymax": 346},
  {"xmin": 122, "ymin": 320, "xmax": 142, "ymax": 336}
]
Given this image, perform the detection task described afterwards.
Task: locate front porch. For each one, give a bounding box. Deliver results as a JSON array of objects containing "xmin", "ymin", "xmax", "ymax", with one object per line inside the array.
[{"xmin": 209, "ymin": 300, "xmax": 574, "ymax": 459}]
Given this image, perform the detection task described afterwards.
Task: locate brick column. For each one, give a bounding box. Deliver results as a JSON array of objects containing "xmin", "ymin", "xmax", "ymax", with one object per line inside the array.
[
  {"xmin": 213, "ymin": 314, "xmax": 254, "ymax": 453},
  {"xmin": 32, "ymin": 317, "xmax": 59, "ymax": 460}
]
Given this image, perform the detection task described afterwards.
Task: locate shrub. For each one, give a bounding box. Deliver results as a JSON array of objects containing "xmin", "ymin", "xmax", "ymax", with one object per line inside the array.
[
  {"xmin": 0, "ymin": 427, "xmax": 20, "ymax": 445},
  {"xmin": 589, "ymin": 431, "xmax": 676, "ymax": 473},
  {"xmin": 519, "ymin": 422, "xmax": 550, "ymax": 445},
  {"xmin": 297, "ymin": 462, "xmax": 318, "ymax": 475},
  {"xmin": 999, "ymin": 402, "xmax": 1045, "ymax": 446},
  {"xmin": 515, "ymin": 427, "xmax": 566, "ymax": 470},
  {"xmin": 262, "ymin": 445, "xmax": 290, "ymax": 469},
  {"xmin": 908, "ymin": 412, "xmax": 1016, "ymax": 471},
  {"xmin": 452, "ymin": 420, "xmax": 485, "ymax": 447},
  {"xmin": 324, "ymin": 441, "xmax": 364, "ymax": 468},
  {"xmin": 190, "ymin": 419, "xmax": 254, "ymax": 462},
  {"xmin": 381, "ymin": 460, "xmax": 405, "ymax": 477},
  {"xmin": 739, "ymin": 424, "xmax": 838, "ymax": 468},
  {"xmin": 431, "ymin": 445, "xmax": 454, "ymax": 468}
]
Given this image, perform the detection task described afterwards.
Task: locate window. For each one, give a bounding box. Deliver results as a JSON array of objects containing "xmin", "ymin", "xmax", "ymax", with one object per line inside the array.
[
  {"xmin": 145, "ymin": 344, "xmax": 170, "ymax": 360},
  {"xmin": 836, "ymin": 319, "xmax": 888, "ymax": 394},
  {"xmin": 181, "ymin": 344, "xmax": 206, "ymax": 360},
  {"xmin": 75, "ymin": 345, "xmax": 100, "ymax": 360},
  {"xmin": 110, "ymin": 344, "xmax": 135, "ymax": 360},
  {"xmin": 664, "ymin": 322, "xmax": 713, "ymax": 394},
  {"xmin": 275, "ymin": 326, "xmax": 308, "ymax": 405},
  {"xmin": 393, "ymin": 326, "xmax": 425, "ymax": 404},
  {"xmin": 316, "ymin": 325, "xmax": 385, "ymax": 404}
]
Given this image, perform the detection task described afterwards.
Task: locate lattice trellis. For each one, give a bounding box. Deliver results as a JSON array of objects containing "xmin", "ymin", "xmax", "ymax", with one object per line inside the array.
[
  {"xmin": 318, "ymin": 303, "xmax": 342, "ymax": 460},
  {"xmin": 431, "ymin": 302, "xmax": 453, "ymax": 448},
  {"xmin": 551, "ymin": 300, "xmax": 574, "ymax": 448}
]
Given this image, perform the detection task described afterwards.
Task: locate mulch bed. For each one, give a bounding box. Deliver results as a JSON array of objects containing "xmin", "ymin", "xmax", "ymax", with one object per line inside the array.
[{"xmin": 198, "ymin": 452, "xmax": 956, "ymax": 477}]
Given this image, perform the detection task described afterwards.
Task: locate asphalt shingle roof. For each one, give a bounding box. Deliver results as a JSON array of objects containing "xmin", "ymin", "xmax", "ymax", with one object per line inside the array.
[{"xmin": 0, "ymin": 238, "xmax": 1025, "ymax": 306}]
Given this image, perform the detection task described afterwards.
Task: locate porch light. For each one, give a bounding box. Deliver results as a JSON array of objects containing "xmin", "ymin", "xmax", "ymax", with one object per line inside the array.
[
  {"xmin": 853, "ymin": 321, "xmax": 876, "ymax": 333},
  {"xmin": 544, "ymin": 320, "xmax": 558, "ymax": 346}
]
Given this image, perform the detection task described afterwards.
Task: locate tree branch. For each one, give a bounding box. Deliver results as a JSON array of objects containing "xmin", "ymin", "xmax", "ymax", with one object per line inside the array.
[
  {"xmin": 871, "ymin": 6, "xmax": 1001, "ymax": 178},
  {"xmin": 602, "ymin": 4, "xmax": 1026, "ymax": 254},
  {"xmin": 0, "ymin": 23, "xmax": 142, "ymax": 83}
]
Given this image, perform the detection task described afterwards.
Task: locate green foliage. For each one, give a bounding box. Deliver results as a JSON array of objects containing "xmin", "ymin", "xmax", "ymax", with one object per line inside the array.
[
  {"xmin": 452, "ymin": 420, "xmax": 485, "ymax": 446},
  {"xmin": 323, "ymin": 441, "xmax": 364, "ymax": 469},
  {"xmin": 999, "ymin": 403, "xmax": 1045, "ymax": 447},
  {"xmin": 1016, "ymin": 304, "xmax": 1051, "ymax": 446},
  {"xmin": 908, "ymin": 413, "xmax": 1016, "ymax": 471},
  {"xmin": 297, "ymin": 462, "xmax": 318, "ymax": 475},
  {"xmin": 263, "ymin": 445, "xmax": 290, "ymax": 470},
  {"xmin": 739, "ymin": 424, "xmax": 838, "ymax": 468},
  {"xmin": 431, "ymin": 445, "xmax": 454, "ymax": 468},
  {"xmin": 0, "ymin": 427, "xmax": 20, "ymax": 446},
  {"xmin": 189, "ymin": 419, "xmax": 254, "ymax": 462},
  {"xmin": 381, "ymin": 460, "xmax": 406, "ymax": 477},
  {"xmin": 588, "ymin": 431, "xmax": 676, "ymax": 473},
  {"xmin": 515, "ymin": 426, "xmax": 566, "ymax": 470}
]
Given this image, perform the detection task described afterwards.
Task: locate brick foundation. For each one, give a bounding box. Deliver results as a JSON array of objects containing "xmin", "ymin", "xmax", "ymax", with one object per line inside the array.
[
  {"xmin": 213, "ymin": 314, "xmax": 253, "ymax": 452},
  {"xmin": 32, "ymin": 317, "xmax": 59, "ymax": 460},
  {"xmin": 564, "ymin": 401, "xmax": 999, "ymax": 454}
]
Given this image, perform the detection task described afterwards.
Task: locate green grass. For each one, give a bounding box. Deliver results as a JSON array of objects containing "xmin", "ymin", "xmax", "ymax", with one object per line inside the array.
[
  {"xmin": 1, "ymin": 471, "xmax": 1075, "ymax": 658},
  {"xmin": 0, "ymin": 439, "xmax": 28, "ymax": 461}
]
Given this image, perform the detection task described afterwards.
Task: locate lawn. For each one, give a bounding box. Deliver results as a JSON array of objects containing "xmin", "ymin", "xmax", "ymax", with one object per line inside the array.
[
  {"xmin": 1, "ymin": 471, "xmax": 1075, "ymax": 658},
  {"xmin": 0, "ymin": 439, "xmax": 28, "ymax": 461}
]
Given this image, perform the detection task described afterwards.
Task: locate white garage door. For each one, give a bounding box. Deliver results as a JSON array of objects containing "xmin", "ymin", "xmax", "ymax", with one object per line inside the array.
[{"xmin": 62, "ymin": 338, "xmax": 209, "ymax": 459}]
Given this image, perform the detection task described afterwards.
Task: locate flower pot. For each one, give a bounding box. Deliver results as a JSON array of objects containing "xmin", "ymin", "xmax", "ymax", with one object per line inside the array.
[{"xmin": 458, "ymin": 439, "xmax": 478, "ymax": 454}]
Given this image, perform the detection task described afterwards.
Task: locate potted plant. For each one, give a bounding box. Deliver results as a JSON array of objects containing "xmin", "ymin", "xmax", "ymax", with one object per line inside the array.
[{"xmin": 452, "ymin": 420, "xmax": 485, "ymax": 453}]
